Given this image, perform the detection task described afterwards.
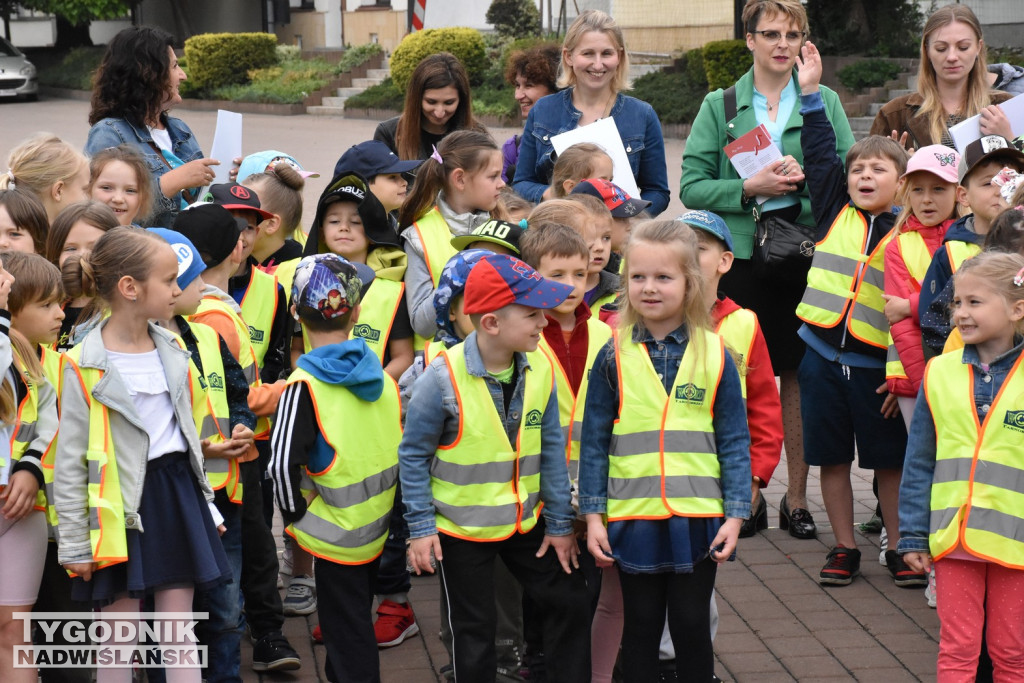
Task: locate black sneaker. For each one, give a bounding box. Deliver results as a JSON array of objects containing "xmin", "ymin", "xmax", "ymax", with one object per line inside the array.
[
  {"xmin": 252, "ymin": 631, "xmax": 301, "ymax": 672},
  {"xmin": 819, "ymin": 546, "xmax": 861, "ymax": 585},
  {"xmin": 885, "ymin": 549, "xmax": 928, "ymax": 587}
]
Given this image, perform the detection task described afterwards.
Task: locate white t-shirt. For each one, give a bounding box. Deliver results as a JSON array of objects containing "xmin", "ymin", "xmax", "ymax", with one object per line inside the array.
[
  {"xmin": 108, "ymin": 349, "xmax": 188, "ymax": 460},
  {"xmin": 148, "ymin": 126, "xmax": 173, "ymax": 153}
]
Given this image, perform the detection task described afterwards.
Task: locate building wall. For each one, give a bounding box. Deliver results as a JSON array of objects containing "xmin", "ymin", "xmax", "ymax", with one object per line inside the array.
[
  {"xmin": 275, "ymin": 9, "xmax": 327, "ymax": 49},
  {"xmin": 343, "ymin": 8, "xmax": 407, "ymax": 53}
]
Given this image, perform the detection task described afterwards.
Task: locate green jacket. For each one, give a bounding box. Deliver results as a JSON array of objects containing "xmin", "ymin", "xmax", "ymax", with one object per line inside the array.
[{"xmin": 680, "ymin": 68, "xmax": 854, "ymax": 259}]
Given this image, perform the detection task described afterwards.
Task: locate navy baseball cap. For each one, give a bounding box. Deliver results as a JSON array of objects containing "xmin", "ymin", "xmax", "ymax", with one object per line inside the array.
[
  {"xmin": 463, "ymin": 254, "xmax": 574, "ymax": 315},
  {"xmin": 679, "ymin": 210, "xmax": 734, "ymax": 252},
  {"xmin": 334, "ymin": 141, "xmax": 423, "ymax": 179}
]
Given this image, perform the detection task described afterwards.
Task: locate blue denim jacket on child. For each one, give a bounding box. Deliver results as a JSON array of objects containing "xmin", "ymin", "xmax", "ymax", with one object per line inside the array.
[
  {"xmin": 898, "ymin": 340, "xmax": 1024, "ymax": 554},
  {"xmin": 512, "ymin": 88, "xmax": 670, "ymax": 216},
  {"xmin": 86, "ymin": 115, "xmax": 204, "ymax": 227},
  {"xmin": 398, "ymin": 331, "xmax": 575, "ymax": 539}
]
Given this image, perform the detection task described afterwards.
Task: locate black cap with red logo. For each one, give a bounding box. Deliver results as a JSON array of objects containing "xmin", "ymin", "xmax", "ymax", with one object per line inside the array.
[{"xmin": 198, "ymin": 182, "xmax": 275, "ymax": 221}]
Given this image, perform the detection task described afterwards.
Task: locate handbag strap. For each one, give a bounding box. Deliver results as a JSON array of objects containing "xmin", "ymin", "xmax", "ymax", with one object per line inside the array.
[{"xmin": 723, "ymin": 85, "xmax": 737, "ymax": 122}]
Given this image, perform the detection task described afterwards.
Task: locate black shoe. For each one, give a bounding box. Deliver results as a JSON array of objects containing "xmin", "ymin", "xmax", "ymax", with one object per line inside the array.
[
  {"xmin": 779, "ymin": 493, "xmax": 817, "ymax": 539},
  {"xmin": 739, "ymin": 492, "xmax": 767, "ymax": 538},
  {"xmin": 819, "ymin": 546, "xmax": 861, "ymax": 585},
  {"xmin": 252, "ymin": 631, "xmax": 301, "ymax": 672},
  {"xmin": 885, "ymin": 549, "xmax": 928, "ymax": 587}
]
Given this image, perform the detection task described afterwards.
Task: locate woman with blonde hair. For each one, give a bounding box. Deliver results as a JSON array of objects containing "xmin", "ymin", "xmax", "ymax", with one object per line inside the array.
[{"xmin": 871, "ymin": 4, "xmax": 1014, "ymax": 148}]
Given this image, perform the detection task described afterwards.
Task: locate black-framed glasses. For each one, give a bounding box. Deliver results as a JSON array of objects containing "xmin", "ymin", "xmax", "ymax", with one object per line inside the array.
[{"xmin": 751, "ymin": 30, "xmax": 807, "ymax": 44}]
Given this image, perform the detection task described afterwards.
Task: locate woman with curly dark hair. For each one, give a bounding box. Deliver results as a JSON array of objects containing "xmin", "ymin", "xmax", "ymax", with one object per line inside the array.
[
  {"xmin": 85, "ymin": 26, "xmax": 220, "ymax": 227},
  {"xmin": 501, "ymin": 43, "xmax": 560, "ymax": 183},
  {"xmin": 374, "ymin": 52, "xmax": 481, "ymax": 161}
]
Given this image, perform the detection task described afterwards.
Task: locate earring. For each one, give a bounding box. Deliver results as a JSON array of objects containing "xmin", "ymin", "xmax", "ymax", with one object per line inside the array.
[{"xmin": 130, "ymin": 296, "xmax": 137, "ymax": 302}]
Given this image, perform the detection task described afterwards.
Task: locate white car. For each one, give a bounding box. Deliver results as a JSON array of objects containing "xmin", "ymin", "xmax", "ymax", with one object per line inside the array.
[{"xmin": 0, "ymin": 37, "xmax": 38, "ymax": 100}]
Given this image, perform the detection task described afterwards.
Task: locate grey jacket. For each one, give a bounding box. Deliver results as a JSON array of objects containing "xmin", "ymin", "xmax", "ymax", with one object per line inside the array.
[{"xmin": 55, "ymin": 321, "xmax": 214, "ymax": 565}]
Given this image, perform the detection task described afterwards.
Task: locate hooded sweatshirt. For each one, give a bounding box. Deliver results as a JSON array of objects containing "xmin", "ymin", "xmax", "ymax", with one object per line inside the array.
[{"xmin": 270, "ymin": 339, "xmax": 385, "ymax": 524}]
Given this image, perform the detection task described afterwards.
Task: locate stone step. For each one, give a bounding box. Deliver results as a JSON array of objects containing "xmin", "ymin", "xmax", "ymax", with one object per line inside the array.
[
  {"xmin": 336, "ymin": 86, "xmax": 364, "ymax": 97},
  {"xmin": 321, "ymin": 96, "xmax": 347, "ymax": 107},
  {"xmin": 307, "ymin": 105, "xmax": 346, "ymax": 117},
  {"xmin": 888, "ymin": 88, "xmax": 914, "ymax": 99},
  {"xmin": 908, "ymin": 74, "xmax": 918, "ymax": 90},
  {"xmin": 849, "ymin": 116, "xmax": 876, "ymax": 132},
  {"xmin": 366, "ymin": 68, "xmax": 390, "ymax": 80},
  {"xmin": 868, "ymin": 101, "xmax": 884, "ymax": 116},
  {"xmin": 352, "ymin": 77, "xmax": 383, "ymax": 89}
]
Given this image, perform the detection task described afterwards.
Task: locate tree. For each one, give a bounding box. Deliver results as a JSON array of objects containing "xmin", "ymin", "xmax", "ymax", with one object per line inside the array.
[
  {"xmin": 805, "ymin": 0, "xmax": 924, "ymax": 57},
  {"xmin": 20, "ymin": 0, "xmax": 137, "ymax": 48},
  {"xmin": 486, "ymin": 0, "xmax": 541, "ymax": 39}
]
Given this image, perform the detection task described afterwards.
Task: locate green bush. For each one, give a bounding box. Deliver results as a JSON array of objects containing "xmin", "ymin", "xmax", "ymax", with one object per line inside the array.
[
  {"xmin": 629, "ymin": 53, "xmax": 707, "ymax": 125},
  {"xmin": 702, "ymin": 40, "xmax": 752, "ymax": 92},
  {"xmin": 837, "ymin": 58, "xmax": 900, "ymax": 91},
  {"xmin": 184, "ymin": 32, "xmax": 278, "ymax": 93},
  {"xmin": 805, "ymin": 0, "xmax": 923, "ymax": 57},
  {"xmin": 685, "ymin": 48, "xmax": 707, "ymax": 91},
  {"xmin": 37, "ymin": 46, "xmax": 105, "ymax": 90},
  {"xmin": 486, "ymin": 0, "xmax": 541, "ymax": 39},
  {"xmin": 989, "ymin": 47, "xmax": 1024, "ymax": 68},
  {"xmin": 334, "ymin": 43, "xmax": 384, "ymax": 74},
  {"xmin": 344, "ymin": 77, "xmax": 405, "ymax": 111},
  {"xmin": 390, "ymin": 27, "xmax": 487, "ymax": 90}
]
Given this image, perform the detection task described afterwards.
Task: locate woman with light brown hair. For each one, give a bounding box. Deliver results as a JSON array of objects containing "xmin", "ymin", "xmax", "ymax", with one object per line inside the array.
[{"xmin": 871, "ymin": 4, "xmax": 1014, "ymax": 149}]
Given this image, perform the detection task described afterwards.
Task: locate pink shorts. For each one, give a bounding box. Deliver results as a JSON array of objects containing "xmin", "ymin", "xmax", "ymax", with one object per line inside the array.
[{"xmin": 0, "ymin": 509, "xmax": 47, "ymax": 605}]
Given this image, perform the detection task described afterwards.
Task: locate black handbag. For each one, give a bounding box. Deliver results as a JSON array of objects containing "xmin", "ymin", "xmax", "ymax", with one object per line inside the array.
[{"xmin": 723, "ymin": 85, "xmax": 816, "ymax": 281}]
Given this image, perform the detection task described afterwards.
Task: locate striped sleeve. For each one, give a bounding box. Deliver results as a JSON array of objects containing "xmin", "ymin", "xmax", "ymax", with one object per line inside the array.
[{"xmin": 269, "ymin": 381, "xmax": 317, "ymax": 524}]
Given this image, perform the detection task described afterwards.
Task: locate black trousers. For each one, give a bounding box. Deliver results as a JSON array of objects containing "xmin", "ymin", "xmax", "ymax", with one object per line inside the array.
[
  {"xmin": 619, "ymin": 559, "xmax": 718, "ymax": 683},
  {"xmin": 316, "ymin": 557, "xmax": 381, "ymax": 683},
  {"xmin": 239, "ymin": 458, "xmax": 284, "ymax": 637},
  {"xmin": 437, "ymin": 524, "xmax": 591, "ymax": 683}
]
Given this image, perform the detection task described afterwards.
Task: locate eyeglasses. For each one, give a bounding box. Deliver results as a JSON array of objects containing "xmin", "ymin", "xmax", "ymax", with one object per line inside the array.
[{"xmin": 751, "ymin": 30, "xmax": 807, "ymax": 44}]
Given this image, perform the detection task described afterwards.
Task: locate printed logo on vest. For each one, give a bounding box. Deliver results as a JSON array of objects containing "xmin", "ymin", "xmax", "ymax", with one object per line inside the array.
[
  {"xmin": 207, "ymin": 372, "xmax": 224, "ymax": 390},
  {"xmin": 1003, "ymin": 410, "xmax": 1024, "ymax": 433},
  {"xmin": 674, "ymin": 383, "xmax": 706, "ymax": 405},
  {"xmin": 352, "ymin": 323, "xmax": 381, "ymax": 342},
  {"xmin": 525, "ymin": 409, "xmax": 543, "ymax": 428},
  {"xmin": 198, "ymin": 375, "xmax": 208, "ymax": 390},
  {"xmin": 248, "ymin": 326, "xmax": 265, "ymax": 344}
]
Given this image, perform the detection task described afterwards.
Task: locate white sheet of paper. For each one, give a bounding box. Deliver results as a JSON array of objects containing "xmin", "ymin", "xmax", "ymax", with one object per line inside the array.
[
  {"xmin": 550, "ymin": 117, "xmax": 641, "ymax": 198},
  {"xmin": 949, "ymin": 92, "xmax": 1024, "ymax": 153},
  {"xmin": 208, "ymin": 110, "xmax": 243, "ymax": 185}
]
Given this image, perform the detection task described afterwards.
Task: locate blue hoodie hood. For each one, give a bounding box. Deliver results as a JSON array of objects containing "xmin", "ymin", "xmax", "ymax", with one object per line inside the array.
[
  {"xmin": 942, "ymin": 214, "xmax": 983, "ymax": 246},
  {"xmin": 296, "ymin": 338, "xmax": 384, "ymax": 402}
]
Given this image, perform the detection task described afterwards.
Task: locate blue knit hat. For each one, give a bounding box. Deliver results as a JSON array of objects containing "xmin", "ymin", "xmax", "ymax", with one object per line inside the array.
[{"xmin": 147, "ymin": 228, "xmax": 207, "ymax": 289}]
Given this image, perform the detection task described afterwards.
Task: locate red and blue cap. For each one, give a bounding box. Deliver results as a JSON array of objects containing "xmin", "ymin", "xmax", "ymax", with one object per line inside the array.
[
  {"xmin": 463, "ymin": 253, "xmax": 575, "ymax": 315},
  {"xmin": 571, "ymin": 178, "xmax": 651, "ymax": 218}
]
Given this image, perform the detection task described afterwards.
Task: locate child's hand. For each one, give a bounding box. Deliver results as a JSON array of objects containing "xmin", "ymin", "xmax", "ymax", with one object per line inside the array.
[
  {"xmin": 903, "ymin": 551, "xmax": 932, "ymax": 573},
  {"xmin": 537, "ymin": 533, "xmax": 579, "ymax": 574},
  {"xmin": 64, "ymin": 562, "xmax": 96, "ymax": 582},
  {"xmin": 876, "ymin": 382, "xmax": 901, "ymax": 419},
  {"xmin": 230, "ymin": 424, "xmax": 255, "ymax": 448},
  {"xmin": 200, "ymin": 438, "xmax": 249, "ymax": 460},
  {"xmin": 585, "ymin": 514, "xmax": 615, "ymax": 568},
  {"xmin": 881, "ymin": 294, "xmax": 911, "ymax": 324},
  {"xmin": 217, "ymin": 523, "xmax": 227, "ymax": 536},
  {"xmin": 0, "ymin": 256, "xmax": 14, "ymax": 311},
  {"xmin": 0, "ymin": 470, "xmax": 39, "ymax": 520},
  {"xmin": 710, "ymin": 518, "xmax": 742, "ymax": 563},
  {"xmin": 797, "ymin": 42, "xmax": 822, "ymax": 94},
  {"xmin": 407, "ymin": 534, "xmax": 442, "ymax": 575},
  {"xmin": 979, "ymin": 104, "xmax": 1013, "ymax": 141},
  {"xmin": 228, "ymin": 157, "xmax": 243, "ymax": 183},
  {"xmin": 886, "ymin": 130, "xmax": 914, "ymax": 154}
]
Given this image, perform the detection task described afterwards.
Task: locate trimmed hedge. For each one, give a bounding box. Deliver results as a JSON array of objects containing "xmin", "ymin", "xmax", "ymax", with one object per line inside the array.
[
  {"xmin": 390, "ymin": 27, "xmax": 487, "ymax": 90},
  {"xmin": 184, "ymin": 32, "xmax": 278, "ymax": 93},
  {"xmin": 837, "ymin": 58, "xmax": 900, "ymax": 91},
  {"xmin": 702, "ymin": 40, "xmax": 752, "ymax": 92}
]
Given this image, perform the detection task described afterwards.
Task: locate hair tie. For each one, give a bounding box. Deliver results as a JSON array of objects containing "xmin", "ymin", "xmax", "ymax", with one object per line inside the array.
[
  {"xmin": 993, "ymin": 167, "xmax": 1023, "ymax": 204},
  {"xmin": 430, "ymin": 145, "xmax": 443, "ymax": 165},
  {"xmin": 519, "ymin": 218, "xmax": 528, "ymax": 230},
  {"xmin": 4, "ymin": 170, "xmax": 14, "ymax": 189},
  {"xmin": 1015, "ymin": 205, "xmax": 1024, "ymax": 213},
  {"xmin": 1014, "ymin": 266, "xmax": 1024, "ymax": 288}
]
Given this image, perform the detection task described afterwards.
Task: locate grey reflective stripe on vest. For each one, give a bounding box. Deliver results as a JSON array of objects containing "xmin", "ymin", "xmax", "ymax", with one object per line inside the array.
[
  {"xmin": 14, "ymin": 420, "xmax": 37, "ymax": 445},
  {"xmin": 88, "ymin": 457, "xmax": 102, "ymax": 486},
  {"xmin": 316, "ymin": 465, "xmax": 399, "ymax": 509},
  {"xmin": 435, "ymin": 490, "xmax": 542, "ymax": 529},
  {"xmin": 800, "ymin": 287, "xmax": 852, "ymax": 315},
  {"xmin": 851, "ymin": 300, "xmax": 889, "ymax": 332},
  {"xmin": 886, "ymin": 343, "xmax": 900, "ymax": 364},
  {"xmin": 241, "ymin": 363, "xmax": 258, "ymax": 385},
  {"xmin": 567, "ymin": 458, "xmax": 579, "ymax": 484},
  {"xmin": 862, "ymin": 261, "xmax": 885, "ymax": 290},
  {"xmin": 293, "ymin": 507, "xmax": 391, "ymax": 548},
  {"xmin": 970, "ymin": 460, "xmax": 1024, "ymax": 493},
  {"xmin": 965, "ymin": 506, "xmax": 1024, "ymax": 543},
  {"xmin": 607, "ymin": 474, "xmax": 722, "ymax": 501},
  {"xmin": 206, "ymin": 457, "xmax": 230, "ymax": 474},
  {"xmin": 200, "ymin": 414, "xmax": 231, "ymax": 441},
  {"xmin": 561, "ymin": 424, "xmax": 570, "ymax": 446},
  {"xmin": 430, "ymin": 453, "xmax": 541, "ymax": 486},
  {"xmin": 813, "ymin": 251, "xmax": 863, "ymax": 274},
  {"xmin": 89, "ymin": 506, "xmax": 101, "ymax": 531},
  {"xmin": 932, "ymin": 458, "xmax": 975, "ymax": 485},
  {"xmin": 609, "ymin": 430, "xmax": 716, "ymax": 457},
  {"xmin": 930, "ymin": 505, "xmax": 960, "ymax": 535}
]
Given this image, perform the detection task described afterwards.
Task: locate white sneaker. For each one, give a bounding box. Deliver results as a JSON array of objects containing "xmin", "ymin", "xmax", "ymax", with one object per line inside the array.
[
  {"xmin": 925, "ymin": 568, "xmax": 937, "ymax": 608},
  {"xmin": 282, "ymin": 575, "xmax": 317, "ymax": 616},
  {"xmin": 878, "ymin": 528, "xmax": 888, "ymax": 565}
]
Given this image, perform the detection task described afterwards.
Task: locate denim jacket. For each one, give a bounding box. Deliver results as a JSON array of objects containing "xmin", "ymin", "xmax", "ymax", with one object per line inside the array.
[
  {"xmin": 398, "ymin": 331, "xmax": 574, "ymax": 539},
  {"xmin": 512, "ymin": 88, "xmax": 670, "ymax": 216},
  {"xmin": 898, "ymin": 340, "xmax": 1024, "ymax": 555},
  {"xmin": 85, "ymin": 115, "xmax": 204, "ymax": 227},
  {"xmin": 578, "ymin": 324, "xmax": 752, "ymax": 520}
]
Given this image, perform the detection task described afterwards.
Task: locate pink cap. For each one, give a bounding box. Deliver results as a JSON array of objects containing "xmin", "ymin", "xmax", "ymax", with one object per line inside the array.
[{"xmin": 901, "ymin": 144, "xmax": 960, "ymax": 184}]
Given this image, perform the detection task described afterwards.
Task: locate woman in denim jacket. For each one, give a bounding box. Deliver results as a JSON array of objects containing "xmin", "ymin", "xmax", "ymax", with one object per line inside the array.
[
  {"xmin": 512, "ymin": 10, "xmax": 669, "ymax": 216},
  {"xmin": 85, "ymin": 27, "xmax": 220, "ymax": 228}
]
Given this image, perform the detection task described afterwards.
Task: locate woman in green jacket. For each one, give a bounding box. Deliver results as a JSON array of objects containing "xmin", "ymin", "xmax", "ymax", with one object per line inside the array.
[{"xmin": 680, "ymin": 0, "xmax": 854, "ymax": 540}]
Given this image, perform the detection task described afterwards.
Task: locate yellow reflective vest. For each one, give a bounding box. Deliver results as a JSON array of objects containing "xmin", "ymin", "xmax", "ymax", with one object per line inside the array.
[
  {"xmin": 40, "ymin": 346, "xmax": 63, "ymax": 529},
  {"xmin": 411, "ymin": 207, "xmax": 456, "ymax": 351},
  {"xmin": 714, "ymin": 308, "xmax": 757, "ymax": 400},
  {"xmin": 796, "ymin": 208, "xmax": 894, "ymax": 349},
  {"xmin": 885, "ymin": 231, "xmax": 934, "ymax": 382},
  {"xmin": 239, "ymin": 266, "xmax": 279, "ymax": 368},
  {"xmin": 924, "ymin": 349, "xmax": 1024, "ymax": 568},
  {"xmin": 947, "ymin": 241, "xmax": 982, "ymax": 274},
  {"xmin": 268, "ymin": 258, "xmax": 300, "ymax": 307},
  {"xmin": 286, "ymin": 367, "xmax": 401, "ymax": 564},
  {"xmin": 607, "ymin": 326, "xmax": 725, "ymax": 521},
  {"xmin": 589, "ymin": 292, "xmax": 616, "ymax": 317},
  {"xmin": 5, "ymin": 358, "xmax": 48, "ymax": 512},
  {"xmin": 431, "ymin": 344, "xmax": 554, "ymax": 540}
]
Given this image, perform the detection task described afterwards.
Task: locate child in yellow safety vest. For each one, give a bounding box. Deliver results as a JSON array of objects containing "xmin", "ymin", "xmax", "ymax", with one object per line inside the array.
[
  {"xmin": 399, "ymin": 253, "xmax": 591, "ymax": 682},
  {"xmin": 269, "ymin": 254, "xmax": 401, "ymax": 683},
  {"xmin": 899, "ymin": 251, "xmax": 1024, "ymax": 679}
]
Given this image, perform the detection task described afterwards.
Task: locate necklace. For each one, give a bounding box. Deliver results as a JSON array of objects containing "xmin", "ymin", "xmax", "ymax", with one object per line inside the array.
[{"xmin": 766, "ymin": 98, "xmax": 780, "ymax": 112}]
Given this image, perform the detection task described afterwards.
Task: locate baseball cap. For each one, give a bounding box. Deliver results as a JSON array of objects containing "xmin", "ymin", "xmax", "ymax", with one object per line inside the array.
[
  {"xmin": 306, "ymin": 172, "xmax": 400, "ymax": 253},
  {"xmin": 902, "ymin": 144, "xmax": 960, "ymax": 184},
  {"xmin": 147, "ymin": 228, "xmax": 206, "ymax": 289},
  {"xmin": 434, "ymin": 249, "xmax": 491, "ymax": 345},
  {"xmin": 571, "ymin": 178, "xmax": 651, "ymax": 218},
  {"xmin": 198, "ymin": 182, "xmax": 275, "ymax": 221},
  {"xmin": 334, "ymin": 141, "xmax": 423, "ymax": 179},
  {"xmin": 679, "ymin": 210, "xmax": 734, "ymax": 252},
  {"xmin": 462, "ymin": 253, "xmax": 575, "ymax": 315},
  {"xmin": 957, "ymin": 135, "xmax": 1024, "ymax": 184},
  {"xmin": 292, "ymin": 253, "xmax": 376, "ymax": 321},
  {"xmin": 172, "ymin": 204, "xmax": 246, "ymax": 267},
  {"xmin": 450, "ymin": 219, "xmax": 525, "ymax": 254},
  {"xmin": 237, "ymin": 150, "xmax": 320, "ymax": 183}
]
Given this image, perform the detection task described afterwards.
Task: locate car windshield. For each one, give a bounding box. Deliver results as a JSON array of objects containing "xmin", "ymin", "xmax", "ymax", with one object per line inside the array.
[{"xmin": 0, "ymin": 39, "xmax": 22, "ymax": 57}]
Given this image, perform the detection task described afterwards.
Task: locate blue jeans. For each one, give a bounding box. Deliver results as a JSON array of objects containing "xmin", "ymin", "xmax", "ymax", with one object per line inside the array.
[{"xmin": 196, "ymin": 494, "xmax": 244, "ymax": 683}]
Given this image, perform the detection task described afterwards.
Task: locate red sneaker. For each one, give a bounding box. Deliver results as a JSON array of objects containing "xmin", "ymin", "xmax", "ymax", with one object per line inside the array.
[
  {"xmin": 374, "ymin": 600, "xmax": 419, "ymax": 648},
  {"xmin": 311, "ymin": 625, "xmax": 323, "ymax": 644}
]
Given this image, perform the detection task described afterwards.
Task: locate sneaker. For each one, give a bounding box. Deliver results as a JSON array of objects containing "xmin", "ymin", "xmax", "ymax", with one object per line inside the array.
[
  {"xmin": 311, "ymin": 624, "xmax": 323, "ymax": 643},
  {"xmin": 283, "ymin": 575, "xmax": 317, "ymax": 616},
  {"xmin": 879, "ymin": 527, "xmax": 888, "ymax": 565},
  {"xmin": 925, "ymin": 568, "xmax": 937, "ymax": 608},
  {"xmin": 251, "ymin": 631, "xmax": 301, "ymax": 672},
  {"xmin": 819, "ymin": 546, "xmax": 861, "ymax": 585},
  {"xmin": 374, "ymin": 599, "xmax": 419, "ymax": 647},
  {"xmin": 885, "ymin": 550, "xmax": 928, "ymax": 587}
]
